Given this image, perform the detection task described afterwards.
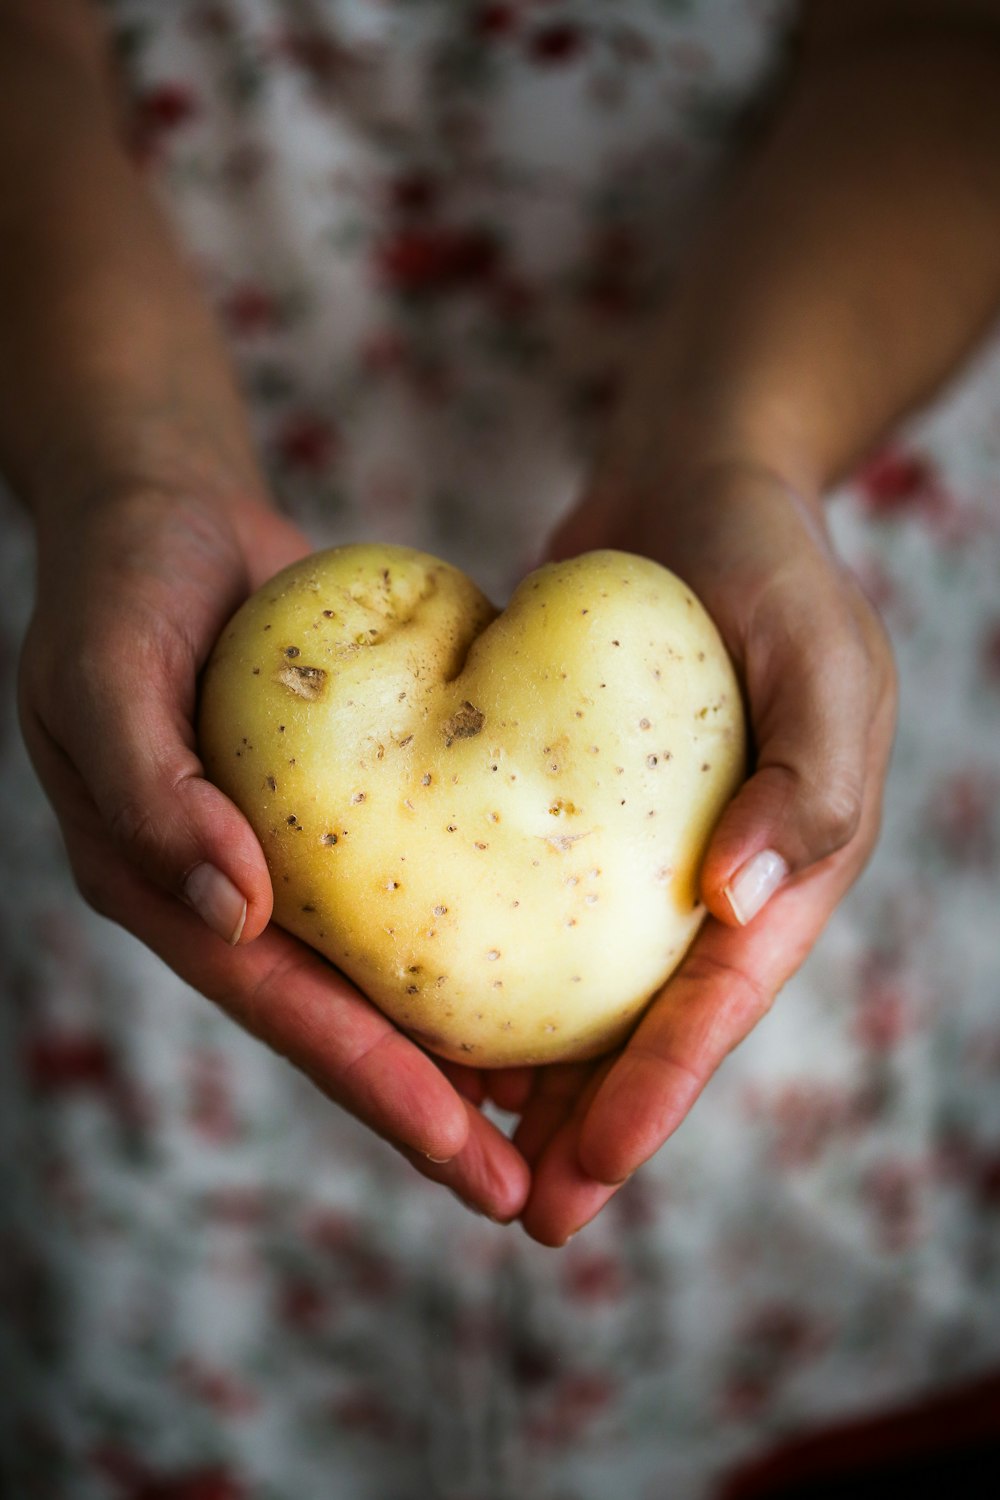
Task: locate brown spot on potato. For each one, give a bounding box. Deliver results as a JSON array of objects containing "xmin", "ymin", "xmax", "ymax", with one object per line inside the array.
[
  {"xmin": 265, "ymin": 775, "xmax": 277, "ymax": 791},
  {"xmin": 277, "ymin": 663, "xmax": 327, "ymax": 699},
  {"xmin": 285, "ymin": 646, "xmax": 300, "ymax": 658},
  {"xmin": 443, "ymin": 701, "xmax": 485, "ymax": 745},
  {"xmin": 321, "ymin": 833, "xmax": 338, "ymax": 846}
]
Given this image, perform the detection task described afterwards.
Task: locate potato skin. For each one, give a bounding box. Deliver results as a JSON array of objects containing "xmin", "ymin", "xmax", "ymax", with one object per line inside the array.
[{"xmin": 198, "ymin": 544, "xmax": 745, "ymax": 1066}]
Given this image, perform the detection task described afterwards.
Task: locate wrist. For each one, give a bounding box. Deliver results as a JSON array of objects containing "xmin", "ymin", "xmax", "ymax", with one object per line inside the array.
[{"xmin": 24, "ymin": 386, "xmax": 271, "ymax": 537}]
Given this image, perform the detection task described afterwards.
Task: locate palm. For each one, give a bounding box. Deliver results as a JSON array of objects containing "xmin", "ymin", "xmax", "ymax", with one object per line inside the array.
[
  {"xmin": 21, "ymin": 487, "xmax": 530, "ymax": 1222},
  {"xmin": 491, "ymin": 464, "xmax": 896, "ymax": 1245}
]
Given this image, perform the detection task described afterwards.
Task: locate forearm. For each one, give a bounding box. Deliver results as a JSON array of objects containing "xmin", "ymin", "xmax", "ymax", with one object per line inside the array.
[
  {"xmin": 625, "ymin": 13, "xmax": 1000, "ymax": 501},
  {"xmin": 0, "ymin": 5, "xmax": 264, "ymax": 521}
]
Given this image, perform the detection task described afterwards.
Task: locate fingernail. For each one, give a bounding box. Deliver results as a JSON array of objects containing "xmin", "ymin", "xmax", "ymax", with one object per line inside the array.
[
  {"xmin": 724, "ymin": 849, "xmax": 789, "ymax": 926},
  {"xmin": 425, "ymin": 1153, "xmax": 454, "ymax": 1165},
  {"xmin": 184, "ymin": 863, "xmax": 248, "ymax": 944}
]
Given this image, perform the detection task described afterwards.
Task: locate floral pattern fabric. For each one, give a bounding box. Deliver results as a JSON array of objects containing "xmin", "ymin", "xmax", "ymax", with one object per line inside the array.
[{"xmin": 2, "ymin": 2, "xmax": 1000, "ymax": 1498}]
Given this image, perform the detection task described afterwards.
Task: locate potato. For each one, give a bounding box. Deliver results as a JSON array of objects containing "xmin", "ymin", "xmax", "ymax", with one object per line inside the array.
[{"xmin": 198, "ymin": 545, "xmax": 745, "ymax": 1066}]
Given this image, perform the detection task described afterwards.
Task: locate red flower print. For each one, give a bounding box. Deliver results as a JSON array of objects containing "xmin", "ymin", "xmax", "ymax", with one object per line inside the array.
[
  {"xmin": 174, "ymin": 1357, "xmax": 259, "ymax": 1418},
  {"xmin": 92, "ymin": 1446, "xmax": 246, "ymax": 1500},
  {"xmin": 474, "ymin": 4, "xmax": 519, "ymax": 38},
  {"xmin": 303, "ymin": 1207, "xmax": 361, "ymax": 1253},
  {"xmin": 526, "ymin": 22, "xmax": 588, "ymax": 65},
  {"xmin": 358, "ymin": 327, "xmax": 410, "ymax": 376},
  {"xmin": 863, "ymin": 1158, "xmax": 926, "ymax": 1252},
  {"xmin": 526, "ymin": 1371, "xmax": 615, "ymax": 1446},
  {"xmin": 200, "ymin": 1186, "xmax": 268, "ymax": 1226},
  {"xmin": 563, "ymin": 1249, "xmax": 626, "ymax": 1302},
  {"xmin": 924, "ymin": 766, "xmax": 1000, "ymax": 870},
  {"xmin": 856, "ymin": 446, "xmax": 940, "ymax": 516},
  {"xmin": 275, "ymin": 412, "xmax": 339, "ymax": 474},
  {"xmin": 375, "ymin": 226, "xmax": 501, "ymax": 296},
  {"xmin": 130, "ymin": 83, "xmax": 200, "ymax": 165},
  {"xmin": 187, "ymin": 6, "xmax": 235, "ymax": 41},
  {"xmin": 666, "ymin": 41, "xmax": 713, "ymax": 74},
  {"xmin": 277, "ymin": 1274, "xmax": 329, "ymax": 1331},
  {"xmin": 185, "ymin": 1049, "xmax": 240, "ymax": 1143},
  {"xmin": 333, "ymin": 1389, "xmax": 420, "ymax": 1444},
  {"xmin": 981, "ymin": 617, "xmax": 1000, "ymax": 685},
  {"xmin": 275, "ymin": 29, "xmax": 356, "ymax": 86},
  {"xmin": 389, "ymin": 169, "xmax": 440, "ymax": 216},
  {"xmin": 138, "ymin": 83, "xmax": 200, "ymax": 132},
  {"xmin": 723, "ymin": 1304, "xmax": 830, "ymax": 1418},
  {"xmin": 744, "ymin": 1079, "xmax": 856, "ymax": 1168},
  {"xmin": 26, "ymin": 1032, "xmax": 114, "ymax": 1093},
  {"xmin": 854, "ymin": 957, "xmax": 914, "ymax": 1054},
  {"xmin": 221, "ymin": 283, "xmax": 281, "ymax": 336}
]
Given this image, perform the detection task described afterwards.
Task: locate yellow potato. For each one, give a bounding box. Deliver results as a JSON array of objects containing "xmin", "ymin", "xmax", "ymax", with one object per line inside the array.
[{"xmin": 198, "ymin": 545, "xmax": 745, "ymax": 1066}]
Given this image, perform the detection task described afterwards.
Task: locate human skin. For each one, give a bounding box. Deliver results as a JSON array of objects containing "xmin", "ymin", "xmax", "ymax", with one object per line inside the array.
[{"xmin": 5, "ymin": 1, "xmax": 1000, "ymax": 1241}]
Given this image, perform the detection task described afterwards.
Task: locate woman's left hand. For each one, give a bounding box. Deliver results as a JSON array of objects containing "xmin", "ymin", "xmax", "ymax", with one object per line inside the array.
[{"xmin": 486, "ymin": 454, "xmax": 896, "ymax": 1246}]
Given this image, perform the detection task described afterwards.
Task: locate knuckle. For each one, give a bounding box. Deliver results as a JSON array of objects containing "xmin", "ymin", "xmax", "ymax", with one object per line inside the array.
[
  {"xmin": 810, "ymin": 774, "xmax": 864, "ymax": 855},
  {"xmin": 680, "ymin": 949, "xmax": 772, "ymax": 1027},
  {"xmin": 106, "ymin": 796, "xmax": 156, "ymax": 853}
]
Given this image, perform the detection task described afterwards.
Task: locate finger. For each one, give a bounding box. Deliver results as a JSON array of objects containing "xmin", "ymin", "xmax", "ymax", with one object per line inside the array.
[
  {"xmin": 26, "ymin": 741, "xmax": 476, "ymax": 1169},
  {"xmin": 483, "ymin": 1066, "xmax": 536, "ymax": 1115},
  {"xmin": 512, "ymin": 1061, "xmax": 597, "ymax": 1166},
  {"xmin": 519, "ymin": 1060, "xmax": 619, "ymax": 1246},
  {"xmin": 701, "ymin": 581, "xmax": 895, "ymax": 928},
  {"xmin": 577, "ymin": 873, "xmax": 844, "ymax": 1190},
  {"xmin": 437, "ymin": 1059, "xmax": 488, "ymax": 1106},
  {"xmin": 400, "ymin": 1099, "xmax": 532, "ymax": 1224},
  {"xmin": 21, "ymin": 619, "xmax": 273, "ymax": 947},
  {"xmin": 520, "ymin": 1117, "xmax": 621, "ymax": 1248}
]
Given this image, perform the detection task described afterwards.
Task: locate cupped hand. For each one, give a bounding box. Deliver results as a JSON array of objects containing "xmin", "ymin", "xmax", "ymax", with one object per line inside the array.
[
  {"xmin": 18, "ymin": 481, "xmax": 529, "ymax": 1222},
  {"xmin": 499, "ymin": 459, "xmax": 897, "ymax": 1245}
]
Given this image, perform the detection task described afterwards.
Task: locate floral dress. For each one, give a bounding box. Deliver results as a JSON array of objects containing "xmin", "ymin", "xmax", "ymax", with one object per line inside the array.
[{"xmin": 2, "ymin": 3, "xmax": 1000, "ymax": 1498}]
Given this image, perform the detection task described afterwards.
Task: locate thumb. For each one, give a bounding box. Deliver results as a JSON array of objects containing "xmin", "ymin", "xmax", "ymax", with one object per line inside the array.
[
  {"xmin": 700, "ymin": 581, "xmax": 895, "ymax": 927},
  {"xmin": 23, "ymin": 622, "xmax": 273, "ymax": 946}
]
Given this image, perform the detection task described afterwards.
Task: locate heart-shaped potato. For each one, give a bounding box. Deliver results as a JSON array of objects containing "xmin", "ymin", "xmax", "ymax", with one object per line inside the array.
[{"xmin": 198, "ymin": 545, "xmax": 745, "ymax": 1066}]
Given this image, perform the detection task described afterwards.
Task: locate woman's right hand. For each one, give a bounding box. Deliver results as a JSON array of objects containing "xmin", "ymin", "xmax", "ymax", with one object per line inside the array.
[{"xmin": 18, "ymin": 479, "xmax": 530, "ymax": 1222}]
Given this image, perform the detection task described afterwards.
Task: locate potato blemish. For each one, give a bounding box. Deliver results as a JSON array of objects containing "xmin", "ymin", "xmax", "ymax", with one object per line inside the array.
[
  {"xmin": 277, "ymin": 663, "xmax": 327, "ymax": 699},
  {"xmin": 443, "ymin": 700, "xmax": 485, "ymax": 745}
]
